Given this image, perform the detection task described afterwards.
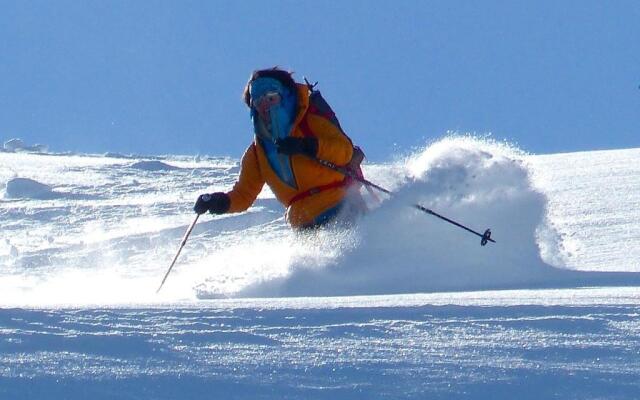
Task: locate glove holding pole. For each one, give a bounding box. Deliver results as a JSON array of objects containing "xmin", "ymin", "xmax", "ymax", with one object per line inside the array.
[{"xmin": 193, "ymin": 192, "xmax": 231, "ymax": 215}]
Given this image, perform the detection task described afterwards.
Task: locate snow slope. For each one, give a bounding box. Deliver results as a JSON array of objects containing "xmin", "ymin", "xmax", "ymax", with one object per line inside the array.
[
  {"xmin": 1, "ymin": 137, "xmax": 639, "ymax": 399},
  {"xmin": 1, "ymin": 137, "xmax": 638, "ymax": 304}
]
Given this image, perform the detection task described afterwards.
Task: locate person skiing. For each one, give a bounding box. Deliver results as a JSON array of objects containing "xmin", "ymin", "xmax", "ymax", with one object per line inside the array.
[{"xmin": 193, "ymin": 67, "xmax": 366, "ymax": 229}]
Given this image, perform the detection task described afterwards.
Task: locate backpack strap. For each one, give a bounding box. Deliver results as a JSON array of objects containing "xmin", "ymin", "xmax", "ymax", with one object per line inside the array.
[
  {"xmin": 297, "ymin": 81, "xmax": 368, "ymax": 191},
  {"xmin": 298, "ymin": 82, "xmax": 345, "ymax": 138}
]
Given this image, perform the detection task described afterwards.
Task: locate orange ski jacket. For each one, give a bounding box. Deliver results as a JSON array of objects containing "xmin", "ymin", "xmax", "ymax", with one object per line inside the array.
[{"xmin": 226, "ymin": 84, "xmax": 354, "ymax": 228}]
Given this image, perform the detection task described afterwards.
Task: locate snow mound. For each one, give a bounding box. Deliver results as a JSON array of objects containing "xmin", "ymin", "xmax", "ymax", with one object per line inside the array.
[
  {"xmin": 129, "ymin": 160, "xmax": 180, "ymax": 171},
  {"xmin": 3, "ymin": 138, "xmax": 48, "ymax": 153},
  {"xmin": 4, "ymin": 177, "xmax": 57, "ymax": 199}
]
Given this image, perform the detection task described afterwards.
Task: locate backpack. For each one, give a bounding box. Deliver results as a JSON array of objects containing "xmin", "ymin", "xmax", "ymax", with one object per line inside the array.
[
  {"xmin": 286, "ymin": 79, "xmax": 377, "ymax": 208},
  {"xmin": 299, "ymin": 79, "xmax": 366, "ymax": 178}
]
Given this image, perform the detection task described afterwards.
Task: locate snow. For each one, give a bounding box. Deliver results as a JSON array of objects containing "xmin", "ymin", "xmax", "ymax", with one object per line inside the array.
[
  {"xmin": 3, "ymin": 138, "xmax": 48, "ymax": 153},
  {"xmin": 4, "ymin": 178, "xmax": 56, "ymax": 200},
  {"xmin": 1, "ymin": 136, "xmax": 639, "ymax": 398},
  {"xmin": 129, "ymin": 160, "xmax": 181, "ymax": 171}
]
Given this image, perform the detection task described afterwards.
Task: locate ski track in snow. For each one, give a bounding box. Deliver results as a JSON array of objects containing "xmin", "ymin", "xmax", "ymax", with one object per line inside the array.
[{"xmin": 1, "ymin": 137, "xmax": 639, "ymax": 398}]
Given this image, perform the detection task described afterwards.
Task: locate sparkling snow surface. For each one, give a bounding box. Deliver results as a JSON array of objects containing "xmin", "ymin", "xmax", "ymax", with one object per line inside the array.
[{"xmin": 1, "ymin": 138, "xmax": 639, "ymax": 399}]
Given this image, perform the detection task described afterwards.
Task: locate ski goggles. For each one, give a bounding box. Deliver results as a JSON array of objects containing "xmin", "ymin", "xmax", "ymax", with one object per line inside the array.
[
  {"xmin": 250, "ymin": 77, "xmax": 286, "ymax": 108},
  {"xmin": 251, "ymin": 91, "xmax": 282, "ymax": 113}
]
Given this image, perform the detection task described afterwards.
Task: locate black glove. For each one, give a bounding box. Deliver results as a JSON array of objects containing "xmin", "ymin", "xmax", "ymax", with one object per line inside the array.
[
  {"xmin": 193, "ymin": 192, "xmax": 230, "ymax": 215},
  {"xmin": 275, "ymin": 137, "xmax": 318, "ymax": 157}
]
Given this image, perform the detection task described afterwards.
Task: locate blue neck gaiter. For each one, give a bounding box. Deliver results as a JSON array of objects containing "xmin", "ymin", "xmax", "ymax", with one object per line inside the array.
[{"xmin": 249, "ymin": 77, "xmax": 299, "ymax": 188}]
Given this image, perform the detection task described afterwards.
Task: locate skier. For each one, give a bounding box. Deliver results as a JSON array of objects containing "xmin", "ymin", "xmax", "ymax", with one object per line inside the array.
[{"xmin": 194, "ymin": 68, "xmax": 366, "ymax": 229}]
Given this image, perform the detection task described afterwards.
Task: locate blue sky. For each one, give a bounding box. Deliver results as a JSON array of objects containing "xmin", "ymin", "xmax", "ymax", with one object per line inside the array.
[{"xmin": 1, "ymin": 0, "xmax": 638, "ymax": 160}]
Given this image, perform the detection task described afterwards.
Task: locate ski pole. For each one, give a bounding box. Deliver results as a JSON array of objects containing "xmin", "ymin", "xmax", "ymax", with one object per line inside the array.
[
  {"xmin": 258, "ymin": 130, "xmax": 494, "ymax": 246},
  {"xmin": 156, "ymin": 214, "xmax": 200, "ymax": 293},
  {"xmin": 309, "ymin": 155, "xmax": 496, "ymax": 246}
]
